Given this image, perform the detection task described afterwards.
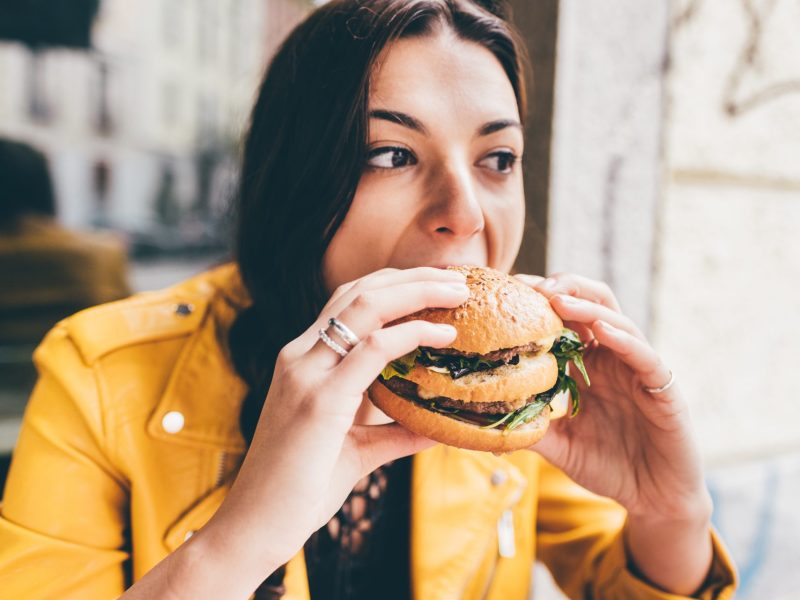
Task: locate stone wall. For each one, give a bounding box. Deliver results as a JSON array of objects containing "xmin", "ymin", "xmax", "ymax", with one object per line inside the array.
[
  {"xmin": 656, "ymin": 0, "xmax": 800, "ymax": 464},
  {"xmin": 541, "ymin": 1, "xmax": 800, "ymax": 598}
]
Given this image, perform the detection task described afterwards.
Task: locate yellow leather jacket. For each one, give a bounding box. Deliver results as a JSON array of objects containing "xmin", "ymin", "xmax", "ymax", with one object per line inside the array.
[{"xmin": 0, "ymin": 265, "xmax": 737, "ymax": 599}]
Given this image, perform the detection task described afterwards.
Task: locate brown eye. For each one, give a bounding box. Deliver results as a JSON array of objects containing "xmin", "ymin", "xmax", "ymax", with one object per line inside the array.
[
  {"xmin": 366, "ymin": 147, "xmax": 418, "ymax": 169},
  {"xmin": 478, "ymin": 151, "xmax": 518, "ymax": 174}
]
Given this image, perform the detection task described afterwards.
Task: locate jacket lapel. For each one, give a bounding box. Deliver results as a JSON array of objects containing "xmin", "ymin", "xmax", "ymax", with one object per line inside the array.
[{"xmin": 146, "ymin": 293, "xmax": 248, "ymax": 453}]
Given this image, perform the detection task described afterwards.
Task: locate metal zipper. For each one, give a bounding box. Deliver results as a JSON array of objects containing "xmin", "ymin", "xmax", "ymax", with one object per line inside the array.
[
  {"xmin": 214, "ymin": 451, "xmax": 227, "ymax": 487},
  {"xmin": 474, "ymin": 510, "xmax": 516, "ymax": 600},
  {"xmin": 497, "ymin": 509, "xmax": 516, "ymax": 558}
]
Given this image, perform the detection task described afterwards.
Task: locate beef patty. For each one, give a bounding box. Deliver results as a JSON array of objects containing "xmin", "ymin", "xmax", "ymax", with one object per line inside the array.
[
  {"xmin": 380, "ymin": 376, "xmax": 531, "ymax": 414},
  {"xmin": 420, "ymin": 341, "xmax": 543, "ymax": 363}
]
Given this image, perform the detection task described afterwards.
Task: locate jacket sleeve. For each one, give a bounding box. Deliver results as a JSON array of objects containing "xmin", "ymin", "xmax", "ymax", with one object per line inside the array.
[
  {"xmin": 535, "ymin": 458, "xmax": 737, "ymax": 600},
  {"xmin": 0, "ymin": 325, "xmax": 129, "ymax": 599}
]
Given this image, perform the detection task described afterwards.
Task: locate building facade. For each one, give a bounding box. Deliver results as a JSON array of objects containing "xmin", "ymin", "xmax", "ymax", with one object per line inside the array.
[{"xmin": 0, "ymin": 0, "xmax": 308, "ymax": 238}]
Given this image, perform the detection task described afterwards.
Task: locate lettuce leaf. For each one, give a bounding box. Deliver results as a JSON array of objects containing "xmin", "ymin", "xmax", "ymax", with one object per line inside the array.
[
  {"xmin": 380, "ymin": 349, "xmax": 420, "ymax": 381},
  {"xmin": 481, "ymin": 329, "xmax": 590, "ymax": 429},
  {"xmin": 381, "ymin": 328, "xmax": 591, "ymax": 430}
]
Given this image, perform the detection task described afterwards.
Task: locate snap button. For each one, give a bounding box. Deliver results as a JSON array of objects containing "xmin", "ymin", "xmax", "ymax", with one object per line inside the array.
[
  {"xmin": 184, "ymin": 530, "xmax": 195, "ymax": 542},
  {"xmin": 162, "ymin": 411, "xmax": 185, "ymax": 434},
  {"xmin": 175, "ymin": 303, "xmax": 194, "ymax": 317},
  {"xmin": 490, "ymin": 469, "xmax": 507, "ymax": 486}
]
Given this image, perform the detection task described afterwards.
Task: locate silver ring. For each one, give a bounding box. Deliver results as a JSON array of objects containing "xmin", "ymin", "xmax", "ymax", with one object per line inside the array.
[
  {"xmin": 318, "ymin": 329, "xmax": 349, "ymax": 358},
  {"xmin": 328, "ymin": 317, "xmax": 360, "ymax": 347},
  {"xmin": 642, "ymin": 370, "xmax": 675, "ymax": 394}
]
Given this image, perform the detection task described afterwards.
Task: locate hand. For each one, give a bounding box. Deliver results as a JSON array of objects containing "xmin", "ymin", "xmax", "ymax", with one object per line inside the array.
[
  {"xmin": 202, "ymin": 267, "xmax": 468, "ymax": 586},
  {"xmin": 515, "ymin": 273, "xmax": 711, "ymax": 522}
]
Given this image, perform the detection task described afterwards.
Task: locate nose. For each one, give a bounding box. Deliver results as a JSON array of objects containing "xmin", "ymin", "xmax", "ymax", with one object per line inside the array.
[{"xmin": 423, "ymin": 160, "xmax": 485, "ymax": 239}]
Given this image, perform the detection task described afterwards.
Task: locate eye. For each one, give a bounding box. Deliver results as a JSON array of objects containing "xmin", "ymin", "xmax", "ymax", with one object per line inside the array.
[
  {"xmin": 366, "ymin": 146, "xmax": 418, "ymax": 169},
  {"xmin": 478, "ymin": 151, "xmax": 519, "ymax": 174}
]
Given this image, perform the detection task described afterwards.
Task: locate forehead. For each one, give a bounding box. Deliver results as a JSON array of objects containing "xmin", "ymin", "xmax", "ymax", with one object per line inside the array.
[{"xmin": 369, "ymin": 32, "xmax": 520, "ymax": 121}]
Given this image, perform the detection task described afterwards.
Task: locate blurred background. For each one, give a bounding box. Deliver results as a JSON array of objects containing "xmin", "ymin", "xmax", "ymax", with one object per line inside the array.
[{"xmin": 0, "ymin": 0, "xmax": 798, "ymax": 598}]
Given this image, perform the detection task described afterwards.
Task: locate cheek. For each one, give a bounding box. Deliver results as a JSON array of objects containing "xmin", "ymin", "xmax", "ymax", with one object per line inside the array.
[
  {"xmin": 321, "ymin": 177, "xmax": 413, "ymax": 292},
  {"xmin": 486, "ymin": 182, "xmax": 525, "ymax": 272}
]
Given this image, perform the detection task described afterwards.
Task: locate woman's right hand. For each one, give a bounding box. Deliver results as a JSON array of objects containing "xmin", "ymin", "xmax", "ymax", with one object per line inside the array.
[{"xmin": 199, "ymin": 267, "xmax": 469, "ymax": 589}]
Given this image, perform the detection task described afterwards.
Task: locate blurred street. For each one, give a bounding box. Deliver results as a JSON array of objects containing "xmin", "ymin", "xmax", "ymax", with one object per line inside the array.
[{"xmin": 0, "ymin": 256, "xmax": 222, "ymax": 455}]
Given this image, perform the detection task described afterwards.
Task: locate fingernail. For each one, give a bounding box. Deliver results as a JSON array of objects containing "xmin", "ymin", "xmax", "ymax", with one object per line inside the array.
[
  {"xmin": 515, "ymin": 274, "xmax": 544, "ymax": 284},
  {"xmin": 443, "ymin": 270, "xmax": 466, "ymax": 280},
  {"xmin": 444, "ymin": 283, "xmax": 470, "ymax": 294},
  {"xmin": 434, "ymin": 323, "xmax": 457, "ymax": 334},
  {"xmin": 597, "ymin": 320, "xmax": 613, "ymax": 331},
  {"xmin": 557, "ymin": 294, "xmax": 579, "ymax": 305}
]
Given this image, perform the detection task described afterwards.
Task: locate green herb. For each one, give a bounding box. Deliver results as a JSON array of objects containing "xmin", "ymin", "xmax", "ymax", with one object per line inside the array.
[
  {"xmin": 380, "ymin": 349, "xmax": 420, "ymax": 380},
  {"xmin": 549, "ymin": 328, "xmax": 591, "ymax": 417},
  {"xmin": 502, "ymin": 397, "xmax": 552, "ymax": 430},
  {"xmin": 381, "ymin": 329, "xmax": 591, "ymax": 429},
  {"xmin": 480, "ymin": 329, "xmax": 590, "ymax": 429},
  {"xmin": 417, "ymin": 348, "xmax": 511, "ymax": 379}
]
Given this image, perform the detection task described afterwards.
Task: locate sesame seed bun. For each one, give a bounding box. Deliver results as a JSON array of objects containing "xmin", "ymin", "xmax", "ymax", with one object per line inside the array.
[
  {"xmin": 390, "ymin": 265, "xmax": 563, "ymax": 354},
  {"xmin": 370, "ymin": 265, "xmax": 564, "ymax": 452}
]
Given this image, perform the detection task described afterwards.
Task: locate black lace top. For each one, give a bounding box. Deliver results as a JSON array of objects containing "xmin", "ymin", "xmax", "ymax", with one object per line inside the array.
[{"xmin": 254, "ymin": 457, "xmax": 412, "ymax": 600}]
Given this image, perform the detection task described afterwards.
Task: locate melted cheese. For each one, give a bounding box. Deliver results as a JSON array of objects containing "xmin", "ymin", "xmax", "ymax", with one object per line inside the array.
[{"xmin": 417, "ymin": 386, "xmax": 439, "ymax": 400}]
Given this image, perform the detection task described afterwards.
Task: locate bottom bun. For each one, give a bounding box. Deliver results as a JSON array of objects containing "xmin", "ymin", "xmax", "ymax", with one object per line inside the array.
[{"xmin": 368, "ymin": 379, "xmax": 551, "ymax": 453}]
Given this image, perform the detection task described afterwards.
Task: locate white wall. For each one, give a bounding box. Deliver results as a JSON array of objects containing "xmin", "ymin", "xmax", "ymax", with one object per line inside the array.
[
  {"xmin": 548, "ymin": 1, "xmax": 670, "ymax": 333},
  {"xmin": 656, "ymin": 0, "xmax": 800, "ymax": 464}
]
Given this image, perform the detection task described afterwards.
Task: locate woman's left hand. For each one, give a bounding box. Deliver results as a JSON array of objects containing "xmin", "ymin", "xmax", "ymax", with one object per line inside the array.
[{"xmin": 515, "ymin": 272, "xmax": 712, "ymax": 523}]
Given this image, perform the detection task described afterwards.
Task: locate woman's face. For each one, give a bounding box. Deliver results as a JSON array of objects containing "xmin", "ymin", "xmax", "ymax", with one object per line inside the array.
[{"xmin": 322, "ymin": 31, "xmax": 525, "ymax": 292}]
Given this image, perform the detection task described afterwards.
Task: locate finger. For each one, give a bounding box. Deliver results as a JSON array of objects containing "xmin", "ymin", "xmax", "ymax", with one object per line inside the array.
[
  {"xmin": 307, "ymin": 281, "xmax": 468, "ymax": 369},
  {"xmin": 326, "ymin": 268, "xmax": 398, "ymax": 306},
  {"xmin": 591, "ymin": 320, "xmax": 673, "ymax": 395},
  {"xmin": 552, "ymin": 294, "xmax": 646, "ymax": 341},
  {"xmin": 513, "ymin": 273, "xmax": 545, "ymax": 287},
  {"xmin": 332, "ymin": 320, "xmax": 457, "ymax": 395},
  {"xmin": 325, "ymin": 266, "xmax": 466, "ymax": 311},
  {"xmin": 535, "ymin": 273, "xmax": 622, "ymax": 312},
  {"xmin": 350, "ymin": 422, "xmax": 437, "ymax": 475},
  {"xmin": 295, "ymin": 267, "xmax": 466, "ymax": 352}
]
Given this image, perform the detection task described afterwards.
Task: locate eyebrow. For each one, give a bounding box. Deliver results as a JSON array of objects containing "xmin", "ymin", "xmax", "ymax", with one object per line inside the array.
[{"xmin": 369, "ymin": 109, "xmax": 522, "ymax": 137}]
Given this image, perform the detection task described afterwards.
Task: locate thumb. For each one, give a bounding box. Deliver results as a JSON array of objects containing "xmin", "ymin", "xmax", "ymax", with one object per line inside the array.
[{"xmin": 350, "ymin": 423, "xmax": 437, "ymax": 475}]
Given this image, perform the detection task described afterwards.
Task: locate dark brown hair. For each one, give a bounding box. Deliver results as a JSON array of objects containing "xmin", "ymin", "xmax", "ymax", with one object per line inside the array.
[{"xmin": 230, "ymin": 0, "xmax": 529, "ymax": 446}]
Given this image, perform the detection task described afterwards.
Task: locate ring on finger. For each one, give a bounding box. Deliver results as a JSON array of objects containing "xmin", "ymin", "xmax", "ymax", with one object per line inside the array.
[
  {"xmin": 642, "ymin": 370, "xmax": 675, "ymax": 394},
  {"xmin": 318, "ymin": 329, "xmax": 350, "ymax": 358},
  {"xmin": 328, "ymin": 317, "xmax": 360, "ymax": 347}
]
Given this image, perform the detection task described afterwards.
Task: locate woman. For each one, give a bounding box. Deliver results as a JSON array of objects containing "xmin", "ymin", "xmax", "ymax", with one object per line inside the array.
[{"xmin": 0, "ymin": 1, "xmax": 737, "ymax": 598}]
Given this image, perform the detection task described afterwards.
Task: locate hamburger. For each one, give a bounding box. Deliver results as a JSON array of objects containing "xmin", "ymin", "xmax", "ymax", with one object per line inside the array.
[{"xmin": 368, "ymin": 266, "xmax": 590, "ymax": 453}]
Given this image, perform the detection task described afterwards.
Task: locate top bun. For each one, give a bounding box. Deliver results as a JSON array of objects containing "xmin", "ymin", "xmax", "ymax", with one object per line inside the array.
[{"xmin": 393, "ymin": 265, "xmax": 563, "ymax": 354}]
